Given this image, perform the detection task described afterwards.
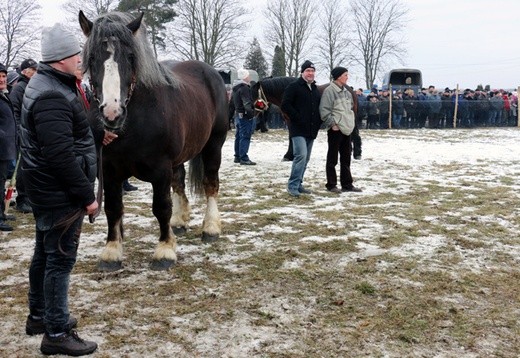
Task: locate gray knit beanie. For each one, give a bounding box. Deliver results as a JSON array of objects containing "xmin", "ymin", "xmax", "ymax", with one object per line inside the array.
[{"xmin": 41, "ymin": 24, "xmax": 81, "ymax": 63}]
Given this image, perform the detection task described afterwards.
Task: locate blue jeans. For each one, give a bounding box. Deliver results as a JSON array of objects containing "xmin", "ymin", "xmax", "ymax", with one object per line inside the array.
[
  {"xmin": 288, "ymin": 136, "xmax": 314, "ymax": 192},
  {"xmin": 234, "ymin": 115, "xmax": 256, "ymax": 161},
  {"xmin": 392, "ymin": 113, "xmax": 403, "ymax": 128},
  {"xmin": 488, "ymin": 110, "xmax": 499, "ymax": 126},
  {"xmin": 28, "ymin": 206, "xmax": 83, "ymax": 334}
]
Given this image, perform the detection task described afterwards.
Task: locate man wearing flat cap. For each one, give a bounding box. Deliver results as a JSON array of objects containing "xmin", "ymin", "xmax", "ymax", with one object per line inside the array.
[
  {"xmin": 9, "ymin": 58, "xmax": 38, "ymax": 214},
  {"xmin": 20, "ymin": 23, "xmax": 98, "ymax": 356},
  {"xmin": 320, "ymin": 66, "xmax": 362, "ymax": 193},
  {"xmin": 281, "ymin": 60, "xmax": 321, "ymax": 197}
]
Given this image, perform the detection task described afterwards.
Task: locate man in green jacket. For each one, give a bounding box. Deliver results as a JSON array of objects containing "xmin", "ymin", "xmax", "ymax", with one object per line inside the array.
[{"xmin": 319, "ymin": 67, "xmax": 362, "ymax": 193}]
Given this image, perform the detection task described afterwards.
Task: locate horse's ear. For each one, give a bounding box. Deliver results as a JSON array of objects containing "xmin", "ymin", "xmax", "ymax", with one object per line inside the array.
[
  {"xmin": 127, "ymin": 12, "xmax": 144, "ymax": 34},
  {"xmin": 79, "ymin": 10, "xmax": 93, "ymax": 37}
]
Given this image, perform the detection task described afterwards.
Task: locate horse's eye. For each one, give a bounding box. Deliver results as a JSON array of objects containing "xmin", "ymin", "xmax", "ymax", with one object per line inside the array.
[{"xmin": 128, "ymin": 54, "xmax": 136, "ymax": 66}]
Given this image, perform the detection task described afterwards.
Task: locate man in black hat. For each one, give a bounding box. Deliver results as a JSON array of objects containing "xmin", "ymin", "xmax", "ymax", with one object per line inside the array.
[
  {"xmin": 281, "ymin": 60, "xmax": 321, "ymax": 197},
  {"xmin": 320, "ymin": 66, "xmax": 362, "ymax": 194},
  {"xmin": 0, "ymin": 62, "xmax": 17, "ymax": 231},
  {"xmin": 9, "ymin": 58, "xmax": 38, "ymax": 214}
]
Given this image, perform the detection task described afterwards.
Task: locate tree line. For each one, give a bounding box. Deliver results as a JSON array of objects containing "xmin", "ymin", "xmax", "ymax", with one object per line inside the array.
[{"xmin": 0, "ymin": 0, "xmax": 408, "ymax": 89}]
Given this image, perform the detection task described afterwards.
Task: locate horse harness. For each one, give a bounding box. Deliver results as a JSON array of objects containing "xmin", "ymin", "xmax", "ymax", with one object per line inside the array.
[{"xmin": 254, "ymin": 83, "xmax": 269, "ymax": 116}]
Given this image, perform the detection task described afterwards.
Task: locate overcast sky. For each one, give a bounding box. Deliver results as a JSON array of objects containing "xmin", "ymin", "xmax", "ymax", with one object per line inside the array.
[{"xmin": 39, "ymin": 0, "xmax": 519, "ymax": 91}]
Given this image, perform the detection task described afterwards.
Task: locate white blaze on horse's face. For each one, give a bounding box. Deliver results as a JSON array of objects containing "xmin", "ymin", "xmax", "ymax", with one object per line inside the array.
[{"xmin": 101, "ymin": 41, "xmax": 123, "ymax": 122}]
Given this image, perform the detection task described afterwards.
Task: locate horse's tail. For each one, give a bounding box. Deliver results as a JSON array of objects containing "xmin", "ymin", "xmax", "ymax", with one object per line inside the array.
[{"xmin": 189, "ymin": 154, "xmax": 205, "ymax": 196}]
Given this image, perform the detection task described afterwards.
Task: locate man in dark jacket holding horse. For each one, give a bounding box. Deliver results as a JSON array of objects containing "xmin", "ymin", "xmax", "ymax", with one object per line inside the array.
[
  {"xmin": 232, "ymin": 69, "xmax": 257, "ymax": 165},
  {"xmin": 20, "ymin": 23, "xmax": 98, "ymax": 356},
  {"xmin": 281, "ymin": 60, "xmax": 322, "ymax": 197}
]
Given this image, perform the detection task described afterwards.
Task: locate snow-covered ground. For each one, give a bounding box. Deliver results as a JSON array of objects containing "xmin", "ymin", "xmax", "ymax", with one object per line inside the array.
[{"xmin": 1, "ymin": 127, "xmax": 519, "ymax": 357}]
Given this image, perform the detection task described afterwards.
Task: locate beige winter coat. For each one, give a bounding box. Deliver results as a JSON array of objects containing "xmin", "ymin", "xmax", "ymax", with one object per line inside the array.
[{"xmin": 319, "ymin": 81, "xmax": 356, "ymax": 136}]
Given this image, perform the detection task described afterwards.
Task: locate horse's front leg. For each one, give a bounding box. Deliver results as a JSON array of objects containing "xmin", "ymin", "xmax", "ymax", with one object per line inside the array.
[
  {"xmin": 98, "ymin": 177, "xmax": 124, "ymax": 272},
  {"xmin": 150, "ymin": 172, "xmax": 177, "ymax": 271}
]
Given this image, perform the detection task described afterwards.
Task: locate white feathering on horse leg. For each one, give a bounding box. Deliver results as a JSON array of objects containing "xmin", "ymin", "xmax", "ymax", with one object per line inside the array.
[
  {"xmin": 153, "ymin": 230, "xmax": 177, "ymax": 261},
  {"xmin": 100, "ymin": 240, "xmax": 123, "ymax": 262},
  {"xmin": 170, "ymin": 192, "xmax": 190, "ymax": 228},
  {"xmin": 100, "ymin": 219, "xmax": 123, "ymax": 262},
  {"xmin": 202, "ymin": 196, "xmax": 221, "ymax": 235}
]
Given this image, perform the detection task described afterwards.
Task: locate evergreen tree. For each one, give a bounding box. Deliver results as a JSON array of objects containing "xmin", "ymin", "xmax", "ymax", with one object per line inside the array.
[
  {"xmin": 243, "ymin": 38, "xmax": 269, "ymax": 79},
  {"xmin": 118, "ymin": 0, "xmax": 177, "ymax": 57},
  {"xmin": 271, "ymin": 45, "xmax": 286, "ymax": 77}
]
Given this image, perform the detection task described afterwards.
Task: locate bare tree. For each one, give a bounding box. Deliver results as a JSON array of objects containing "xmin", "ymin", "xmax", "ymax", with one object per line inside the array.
[
  {"xmin": 0, "ymin": 0, "xmax": 41, "ymax": 68},
  {"xmin": 349, "ymin": 0, "xmax": 408, "ymax": 89},
  {"xmin": 166, "ymin": 0, "xmax": 247, "ymax": 67},
  {"xmin": 315, "ymin": 0, "xmax": 352, "ymax": 76},
  {"xmin": 62, "ymin": 0, "xmax": 119, "ymax": 23},
  {"xmin": 264, "ymin": 0, "xmax": 315, "ymax": 77}
]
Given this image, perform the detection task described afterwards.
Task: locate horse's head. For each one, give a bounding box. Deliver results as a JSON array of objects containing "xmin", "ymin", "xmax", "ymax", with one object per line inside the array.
[{"xmin": 79, "ymin": 11, "xmax": 144, "ymax": 131}]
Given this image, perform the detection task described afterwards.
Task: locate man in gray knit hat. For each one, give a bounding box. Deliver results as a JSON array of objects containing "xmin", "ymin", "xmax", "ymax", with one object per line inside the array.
[{"xmin": 21, "ymin": 23, "xmax": 98, "ymax": 356}]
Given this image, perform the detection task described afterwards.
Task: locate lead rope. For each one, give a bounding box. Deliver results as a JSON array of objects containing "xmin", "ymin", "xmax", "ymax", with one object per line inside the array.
[
  {"xmin": 89, "ymin": 146, "xmax": 103, "ymax": 223},
  {"xmin": 54, "ymin": 147, "xmax": 103, "ymax": 256}
]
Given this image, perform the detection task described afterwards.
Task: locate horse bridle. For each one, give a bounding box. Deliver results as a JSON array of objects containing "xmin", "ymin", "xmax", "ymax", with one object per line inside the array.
[
  {"xmin": 90, "ymin": 74, "xmax": 137, "ymax": 108},
  {"xmin": 254, "ymin": 83, "xmax": 269, "ymax": 115}
]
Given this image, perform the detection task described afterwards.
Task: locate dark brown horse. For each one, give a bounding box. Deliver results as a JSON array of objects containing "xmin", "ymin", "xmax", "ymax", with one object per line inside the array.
[
  {"xmin": 252, "ymin": 77, "xmax": 362, "ymax": 159},
  {"xmin": 79, "ymin": 11, "xmax": 228, "ymax": 271}
]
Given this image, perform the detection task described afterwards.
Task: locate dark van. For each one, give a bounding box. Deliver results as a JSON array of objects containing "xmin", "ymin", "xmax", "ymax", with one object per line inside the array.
[{"xmin": 382, "ymin": 68, "xmax": 422, "ymax": 94}]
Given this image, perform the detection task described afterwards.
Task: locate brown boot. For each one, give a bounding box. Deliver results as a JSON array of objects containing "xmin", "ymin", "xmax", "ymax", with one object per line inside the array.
[{"xmin": 40, "ymin": 330, "xmax": 97, "ymax": 356}]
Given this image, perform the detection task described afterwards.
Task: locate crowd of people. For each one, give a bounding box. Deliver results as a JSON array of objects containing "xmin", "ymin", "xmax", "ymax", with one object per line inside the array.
[
  {"xmin": 354, "ymin": 86, "xmax": 517, "ymax": 129},
  {"xmin": 257, "ymin": 86, "xmax": 519, "ymax": 131}
]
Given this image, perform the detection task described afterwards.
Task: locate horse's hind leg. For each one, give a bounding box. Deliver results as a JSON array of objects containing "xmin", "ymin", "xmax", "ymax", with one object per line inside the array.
[
  {"xmin": 170, "ymin": 165, "xmax": 190, "ymax": 236},
  {"xmin": 199, "ymin": 144, "xmax": 224, "ymax": 243},
  {"xmin": 150, "ymin": 171, "xmax": 177, "ymax": 271}
]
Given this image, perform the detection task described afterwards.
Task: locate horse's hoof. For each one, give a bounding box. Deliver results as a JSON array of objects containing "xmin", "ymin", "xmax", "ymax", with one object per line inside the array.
[
  {"xmin": 201, "ymin": 232, "xmax": 219, "ymax": 243},
  {"xmin": 150, "ymin": 258, "xmax": 176, "ymax": 271},
  {"xmin": 172, "ymin": 226, "xmax": 187, "ymax": 236},
  {"xmin": 98, "ymin": 260, "xmax": 122, "ymax": 272}
]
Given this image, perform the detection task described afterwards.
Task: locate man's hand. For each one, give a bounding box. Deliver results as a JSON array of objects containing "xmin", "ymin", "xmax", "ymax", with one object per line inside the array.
[
  {"xmin": 331, "ymin": 124, "xmax": 340, "ymax": 131},
  {"xmin": 103, "ymin": 130, "xmax": 118, "ymax": 145},
  {"xmin": 85, "ymin": 200, "xmax": 99, "ymax": 215}
]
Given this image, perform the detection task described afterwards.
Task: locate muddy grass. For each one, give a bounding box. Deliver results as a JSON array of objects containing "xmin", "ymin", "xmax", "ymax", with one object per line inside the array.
[{"xmin": 1, "ymin": 128, "xmax": 519, "ymax": 357}]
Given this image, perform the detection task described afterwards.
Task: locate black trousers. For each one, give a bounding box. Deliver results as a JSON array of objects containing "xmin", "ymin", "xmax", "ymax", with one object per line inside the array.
[{"xmin": 326, "ymin": 129, "xmax": 353, "ymax": 190}]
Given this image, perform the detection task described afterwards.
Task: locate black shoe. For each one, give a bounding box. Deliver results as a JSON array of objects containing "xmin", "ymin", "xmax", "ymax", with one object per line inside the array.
[
  {"xmin": 298, "ymin": 187, "xmax": 312, "ymax": 194},
  {"xmin": 26, "ymin": 315, "xmax": 78, "ymax": 336},
  {"xmin": 2, "ymin": 214, "xmax": 16, "ymax": 221},
  {"xmin": 342, "ymin": 186, "xmax": 362, "ymax": 192},
  {"xmin": 234, "ymin": 157, "xmax": 240, "ymax": 163},
  {"xmin": 240, "ymin": 160, "xmax": 256, "ymax": 166},
  {"xmin": 123, "ymin": 182, "xmax": 138, "ymax": 191},
  {"xmin": 327, "ymin": 187, "xmax": 342, "ymax": 194},
  {"xmin": 16, "ymin": 202, "xmax": 32, "ymax": 213},
  {"xmin": 282, "ymin": 157, "xmax": 293, "ymax": 162},
  {"xmin": 353, "ymin": 154, "xmax": 362, "ymax": 160},
  {"xmin": 0, "ymin": 221, "xmax": 13, "ymax": 231},
  {"xmin": 41, "ymin": 330, "xmax": 97, "ymax": 356}
]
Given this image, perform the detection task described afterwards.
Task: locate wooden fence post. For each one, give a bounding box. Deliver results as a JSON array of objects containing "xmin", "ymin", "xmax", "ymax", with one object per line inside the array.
[
  {"xmin": 517, "ymin": 86, "xmax": 520, "ymax": 127},
  {"xmin": 388, "ymin": 84, "xmax": 393, "ymax": 129},
  {"xmin": 453, "ymin": 84, "xmax": 459, "ymax": 128}
]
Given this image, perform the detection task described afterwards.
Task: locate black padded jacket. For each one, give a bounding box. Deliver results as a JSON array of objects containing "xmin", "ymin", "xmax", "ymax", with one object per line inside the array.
[{"xmin": 19, "ymin": 63, "xmax": 97, "ymax": 209}]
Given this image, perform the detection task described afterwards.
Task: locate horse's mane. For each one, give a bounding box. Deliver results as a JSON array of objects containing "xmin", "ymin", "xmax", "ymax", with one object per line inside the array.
[
  {"xmin": 259, "ymin": 76, "xmax": 297, "ymax": 95},
  {"xmin": 82, "ymin": 11, "xmax": 179, "ymax": 89}
]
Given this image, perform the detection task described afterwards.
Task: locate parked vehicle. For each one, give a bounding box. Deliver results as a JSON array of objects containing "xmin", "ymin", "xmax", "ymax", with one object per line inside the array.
[{"xmin": 382, "ymin": 68, "xmax": 422, "ymax": 94}]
